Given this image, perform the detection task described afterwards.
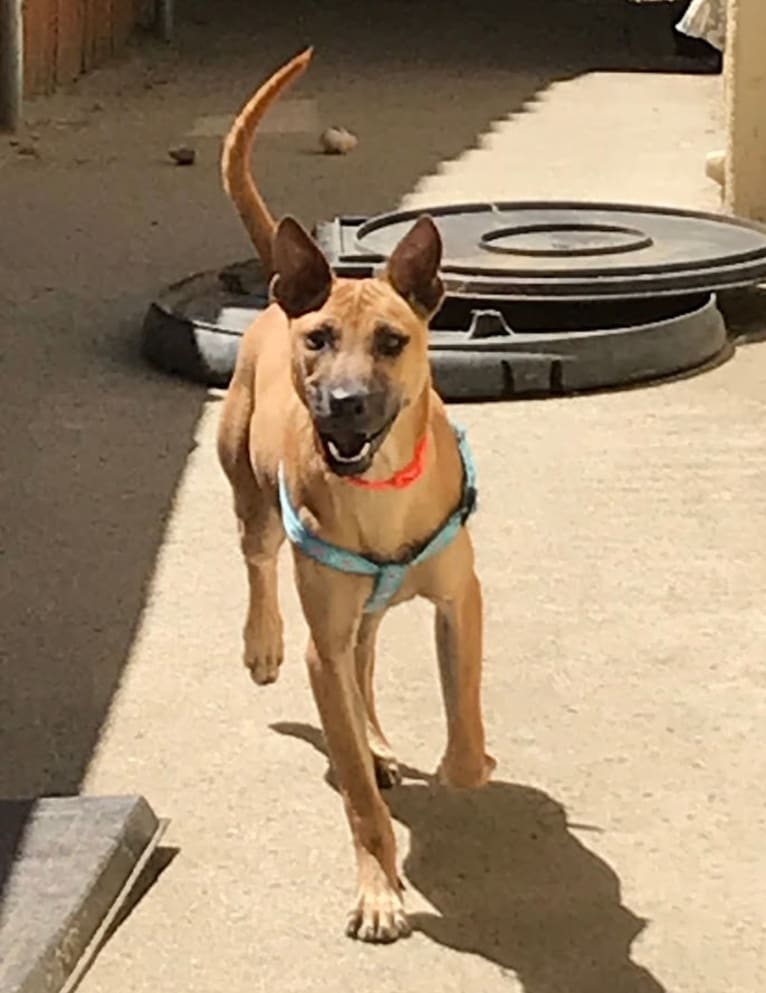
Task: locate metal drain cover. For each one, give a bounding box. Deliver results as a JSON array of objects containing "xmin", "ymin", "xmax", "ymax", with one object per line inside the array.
[
  {"xmin": 325, "ymin": 201, "xmax": 766, "ymax": 299},
  {"xmin": 141, "ymin": 199, "xmax": 766, "ymax": 400}
]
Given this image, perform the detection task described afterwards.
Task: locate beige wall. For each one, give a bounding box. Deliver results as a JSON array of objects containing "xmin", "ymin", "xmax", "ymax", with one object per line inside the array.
[{"xmin": 724, "ymin": 0, "xmax": 766, "ymax": 220}]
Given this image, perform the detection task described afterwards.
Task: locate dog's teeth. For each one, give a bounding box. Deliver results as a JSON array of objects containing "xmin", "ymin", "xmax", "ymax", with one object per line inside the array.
[{"xmin": 327, "ymin": 439, "xmax": 370, "ymax": 463}]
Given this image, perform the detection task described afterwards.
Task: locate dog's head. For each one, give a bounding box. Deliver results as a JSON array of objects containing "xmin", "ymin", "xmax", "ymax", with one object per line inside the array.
[{"xmin": 271, "ymin": 215, "xmax": 443, "ymax": 477}]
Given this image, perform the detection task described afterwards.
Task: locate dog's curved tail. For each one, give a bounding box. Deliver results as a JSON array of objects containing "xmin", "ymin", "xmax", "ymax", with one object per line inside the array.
[{"xmin": 221, "ymin": 47, "xmax": 313, "ymax": 275}]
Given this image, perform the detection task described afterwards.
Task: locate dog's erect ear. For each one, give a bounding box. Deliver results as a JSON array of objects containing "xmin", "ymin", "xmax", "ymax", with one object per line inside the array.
[
  {"xmin": 385, "ymin": 215, "xmax": 444, "ymax": 318},
  {"xmin": 271, "ymin": 216, "xmax": 333, "ymax": 318}
]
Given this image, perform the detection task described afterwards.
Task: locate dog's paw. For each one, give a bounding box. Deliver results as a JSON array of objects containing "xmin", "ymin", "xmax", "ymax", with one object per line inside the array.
[
  {"xmin": 346, "ymin": 872, "xmax": 410, "ymax": 944},
  {"xmin": 373, "ymin": 753, "xmax": 402, "ymax": 790},
  {"xmin": 436, "ymin": 752, "xmax": 496, "ymax": 790},
  {"xmin": 243, "ymin": 618, "xmax": 284, "ymax": 685}
]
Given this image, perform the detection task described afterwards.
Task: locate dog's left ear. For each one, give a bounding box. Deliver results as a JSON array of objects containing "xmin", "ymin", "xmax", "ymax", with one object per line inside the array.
[
  {"xmin": 385, "ymin": 215, "xmax": 444, "ymax": 318},
  {"xmin": 271, "ymin": 216, "xmax": 333, "ymax": 318}
]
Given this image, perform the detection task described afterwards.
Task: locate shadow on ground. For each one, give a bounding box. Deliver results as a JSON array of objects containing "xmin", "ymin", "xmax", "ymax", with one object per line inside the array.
[
  {"xmin": 273, "ymin": 723, "xmax": 665, "ymax": 993},
  {"xmin": 719, "ymin": 286, "xmax": 766, "ymax": 344},
  {"xmin": 171, "ymin": 0, "xmax": 706, "ymax": 227},
  {"xmin": 0, "ymin": 0, "xmax": 706, "ymax": 898}
]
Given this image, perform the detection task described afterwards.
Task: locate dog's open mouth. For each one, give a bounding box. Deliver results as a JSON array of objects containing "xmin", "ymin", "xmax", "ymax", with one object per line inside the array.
[{"xmin": 317, "ymin": 419, "xmax": 394, "ymax": 477}]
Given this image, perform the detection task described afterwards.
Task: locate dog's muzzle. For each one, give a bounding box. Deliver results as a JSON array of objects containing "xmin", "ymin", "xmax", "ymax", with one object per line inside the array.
[{"xmin": 310, "ymin": 383, "xmax": 399, "ymax": 477}]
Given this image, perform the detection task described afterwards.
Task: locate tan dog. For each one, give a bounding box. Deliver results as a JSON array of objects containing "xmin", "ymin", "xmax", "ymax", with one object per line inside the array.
[{"xmin": 217, "ymin": 48, "xmax": 495, "ymax": 943}]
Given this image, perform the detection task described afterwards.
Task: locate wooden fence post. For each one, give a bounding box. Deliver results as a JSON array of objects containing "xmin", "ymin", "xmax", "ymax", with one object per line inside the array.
[{"xmin": 0, "ymin": 0, "xmax": 23, "ymax": 130}]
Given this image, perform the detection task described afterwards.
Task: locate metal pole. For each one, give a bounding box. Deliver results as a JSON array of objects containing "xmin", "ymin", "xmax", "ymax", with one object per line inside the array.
[
  {"xmin": 0, "ymin": 0, "xmax": 23, "ymax": 132},
  {"xmin": 157, "ymin": 0, "xmax": 174, "ymax": 42}
]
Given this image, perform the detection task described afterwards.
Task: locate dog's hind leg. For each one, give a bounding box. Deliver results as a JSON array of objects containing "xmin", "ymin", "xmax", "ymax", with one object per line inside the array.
[
  {"xmin": 355, "ymin": 614, "xmax": 401, "ymax": 789},
  {"xmin": 434, "ymin": 567, "xmax": 496, "ymax": 788},
  {"xmin": 218, "ymin": 379, "xmax": 285, "ymax": 685}
]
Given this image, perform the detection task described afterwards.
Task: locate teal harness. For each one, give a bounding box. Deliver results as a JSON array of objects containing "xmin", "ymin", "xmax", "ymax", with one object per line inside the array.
[{"xmin": 278, "ymin": 424, "xmax": 478, "ymax": 614}]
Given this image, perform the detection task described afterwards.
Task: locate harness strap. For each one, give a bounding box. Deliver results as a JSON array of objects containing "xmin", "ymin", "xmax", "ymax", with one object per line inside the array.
[{"xmin": 278, "ymin": 423, "xmax": 477, "ymax": 613}]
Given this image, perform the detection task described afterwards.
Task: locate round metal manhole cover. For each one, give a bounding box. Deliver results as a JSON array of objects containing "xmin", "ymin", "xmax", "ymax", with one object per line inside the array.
[
  {"xmin": 141, "ymin": 200, "xmax": 760, "ymax": 401},
  {"xmin": 347, "ymin": 201, "xmax": 766, "ymax": 298}
]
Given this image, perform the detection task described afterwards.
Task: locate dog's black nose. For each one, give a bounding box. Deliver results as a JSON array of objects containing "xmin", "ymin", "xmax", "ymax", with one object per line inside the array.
[{"xmin": 328, "ymin": 386, "xmax": 369, "ymax": 420}]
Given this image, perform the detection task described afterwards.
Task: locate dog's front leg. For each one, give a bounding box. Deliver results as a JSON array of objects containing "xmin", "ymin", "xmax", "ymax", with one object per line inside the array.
[
  {"xmin": 298, "ymin": 568, "xmax": 409, "ymax": 942},
  {"xmin": 237, "ymin": 487, "xmax": 285, "ymax": 685},
  {"xmin": 434, "ymin": 568, "xmax": 496, "ymax": 789}
]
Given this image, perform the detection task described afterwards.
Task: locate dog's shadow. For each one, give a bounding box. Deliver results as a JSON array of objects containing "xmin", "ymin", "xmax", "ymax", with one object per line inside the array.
[{"xmin": 272, "ymin": 722, "xmax": 666, "ymax": 993}]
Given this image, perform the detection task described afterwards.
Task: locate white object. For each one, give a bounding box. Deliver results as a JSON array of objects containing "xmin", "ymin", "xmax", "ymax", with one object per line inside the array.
[{"xmin": 319, "ymin": 126, "xmax": 358, "ymax": 155}]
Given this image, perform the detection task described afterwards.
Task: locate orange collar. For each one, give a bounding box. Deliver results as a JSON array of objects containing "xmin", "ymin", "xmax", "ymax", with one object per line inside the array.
[{"xmin": 345, "ymin": 434, "xmax": 428, "ymax": 491}]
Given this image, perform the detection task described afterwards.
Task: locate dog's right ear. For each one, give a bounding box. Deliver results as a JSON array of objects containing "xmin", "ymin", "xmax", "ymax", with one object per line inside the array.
[{"xmin": 270, "ymin": 216, "xmax": 333, "ymax": 318}]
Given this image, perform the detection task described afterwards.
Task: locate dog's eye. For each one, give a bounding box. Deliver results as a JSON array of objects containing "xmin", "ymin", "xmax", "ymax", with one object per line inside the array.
[
  {"xmin": 375, "ymin": 329, "xmax": 408, "ymax": 358},
  {"xmin": 304, "ymin": 327, "xmax": 333, "ymax": 352}
]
